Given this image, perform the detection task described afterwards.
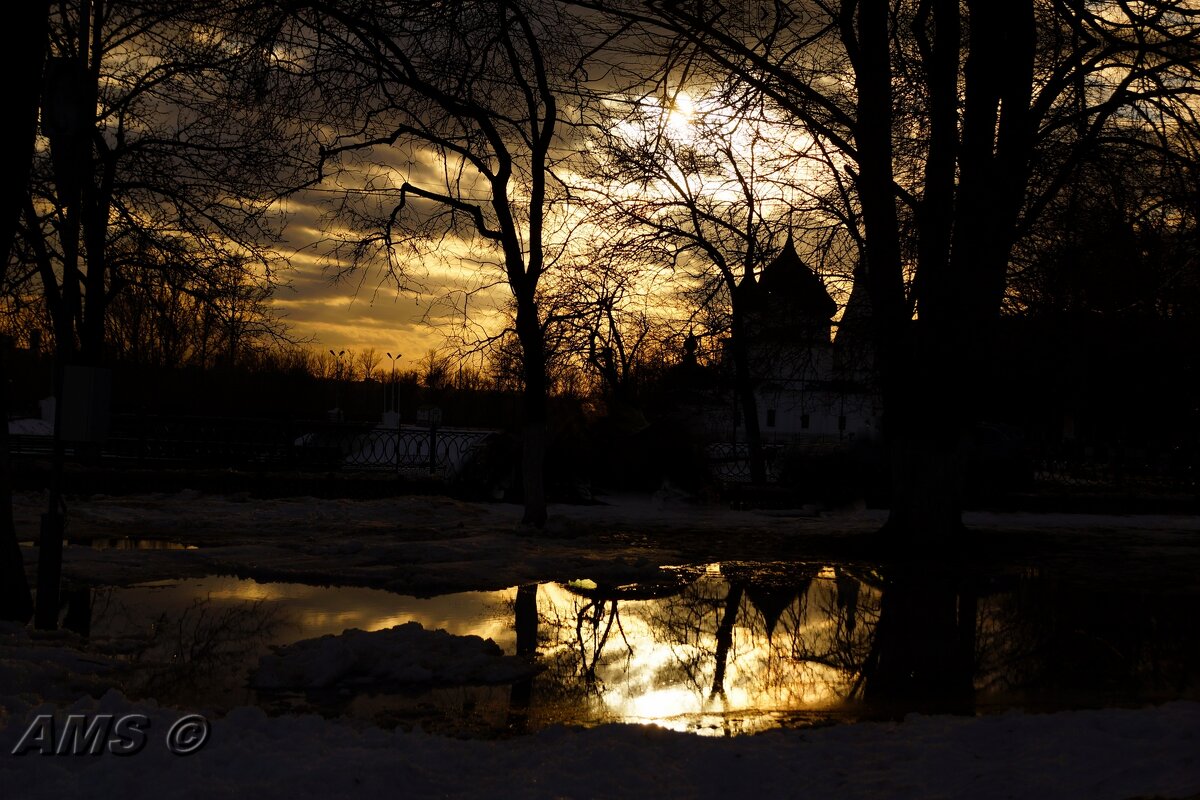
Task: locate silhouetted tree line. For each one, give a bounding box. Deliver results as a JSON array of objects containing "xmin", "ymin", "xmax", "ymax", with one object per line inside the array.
[{"xmin": 4, "ymin": 0, "xmax": 1200, "ymax": 627}]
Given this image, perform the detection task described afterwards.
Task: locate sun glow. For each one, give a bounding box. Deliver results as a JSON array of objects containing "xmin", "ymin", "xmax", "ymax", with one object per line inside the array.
[{"xmin": 665, "ymin": 90, "xmax": 696, "ymax": 138}]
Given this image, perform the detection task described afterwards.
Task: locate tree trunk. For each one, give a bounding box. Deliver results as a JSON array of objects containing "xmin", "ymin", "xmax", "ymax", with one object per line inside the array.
[
  {"xmin": 878, "ymin": 320, "xmax": 970, "ymax": 544},
  {"xmin": 516, "ymin": 297, "xmax": 548, "ymax": 528},
  {"xmin": 0, "ymin": 1, "xmax": 47, "ymax": 625},
  {"xmin": 521, "ymin": 416, "xmax": 547, "ymax": 526},
  {"xmin": 0, "ymin": 0, "xmax": 47, "ymax": 258},
  {"xmin": 854, "ymin": 0, "xmax": 962, "ymax": 541},
  {"xmin": 883, "ymin": 435, "xmax": 966, "ymax": 544},
  {"xmin": 34, "ymin": 358, "xmax": 67, "ymax": 630},
  {"xmin": 876, "ymin": 1, "xmax": 1034, "ymax": 546},
  {"xmin": 0, "ymin": 339, "xmax": 33, "ymax": 623},
  {"xmin": 729, "ymin": 306, "xmax": 767, "ymax": 483}
]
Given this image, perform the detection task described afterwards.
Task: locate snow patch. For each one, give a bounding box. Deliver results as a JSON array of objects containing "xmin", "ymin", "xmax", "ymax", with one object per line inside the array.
[
  {"xmin": 251, "ymin": 621, "xmax": 536, "ymax": 689},
  {"xmin": 1, "ymin": 690, "xmax": 1197, "ymax": 799},
  {"xmin": 0, "ymin": 623, "xmax": 117, "ymax": 717},
  {"xmin": 8, "ymin": 418, "xmax": 53, "ymax": 436}
]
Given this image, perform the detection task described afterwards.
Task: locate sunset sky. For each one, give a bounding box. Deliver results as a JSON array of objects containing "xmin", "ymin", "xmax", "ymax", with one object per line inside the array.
[
  {"xmin": 271, "ymin": 194, "xmax": 480, "ymax": 362},
  {"xmin": 269, "ymin": 85, "xmax": 843, "ymax": 363}
]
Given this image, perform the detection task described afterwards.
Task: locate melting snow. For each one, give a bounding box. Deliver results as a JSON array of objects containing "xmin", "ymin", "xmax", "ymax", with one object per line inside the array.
[
  {"xmin": 251, "ymin": 622, "xmax": 536, "ymax": 689},
  {"xmin": 0, "ymin": 690, "xmax": 1197, "ymax": 799}
]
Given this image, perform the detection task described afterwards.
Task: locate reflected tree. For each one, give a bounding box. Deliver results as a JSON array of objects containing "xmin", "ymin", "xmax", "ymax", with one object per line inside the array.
[
  {"xmin": 572, "ymin": 596, "xmax": 630, "ymax": 686},
  {"xmin": 498, "ymin": 569, "xmax": 1178, "ymax": 725},
  {"xmin": 975, "ymin": 571, "xmax": 1200, "ymax": 708},
  {"xmin": 115, "ymin": 595, "xmax": 284, "ymax": 708},
  {"xmin": 642, "ymin": 567, "xmax": 881, "ymax": 711},
  {"xmin": 739, "ymin": 567, "xmax": 878, "ymax": 705},
  {"xmin": 860, "ymin": 571, "xmax": 977, "ymax": 716},
  {"xmin": 514, "ymin": 583, "xmax": 540, "ymax": 657},
  {"xmin": 61, "ymin": 586, "xmax": 93, "ymax": 638},
  {"xmin": 709, "ymin": 581, "xmax": 743, "ymax": 698},
  {"xmin": 507, "ymin": 583, "xmax": 539, "ymax": 731},
  {"xmin": 499, "ymin": 568, "xmax": 1197, "ymax": 726}
]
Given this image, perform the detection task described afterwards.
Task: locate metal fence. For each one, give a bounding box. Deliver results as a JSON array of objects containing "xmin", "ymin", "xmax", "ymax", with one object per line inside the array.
[
  {"xmin": 1031, "ymin": 449, "xmax": 1197, "ymax": 493},
  {"xmin": 298, "ymin": 425, "xmax": 494, "ymax": 478},
  {"xmin": 705, "ymin": 442, "xmax": 782, "ymax": 483},
  {"xmin": 9, "ymin": 415, "xmax": 497, "ymax": 479},
  {"xmin": 707, "ymin": 439, "xmax": 1196, "ymax": 494}
]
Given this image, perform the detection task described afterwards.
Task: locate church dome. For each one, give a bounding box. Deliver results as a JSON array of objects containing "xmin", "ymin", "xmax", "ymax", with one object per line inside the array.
[{"xmin": 758, "ymin": 234, "xmax": 837, "ymax": 321}]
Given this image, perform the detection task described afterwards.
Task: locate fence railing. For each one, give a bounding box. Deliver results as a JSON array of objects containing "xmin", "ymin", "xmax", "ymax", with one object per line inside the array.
[
  {"xmin": 1031, "ymin": 450, "xmax": 1196, "ymax": 492},
  {"xmin": 705, "ymin": 442, "xmax": 782, "ymax": 483},
  {"xmin": 8, "ymin": 415, "xmax": 497, "ymax": 479},
  {"xmin": 707, "ymin": 438, "xmax": 1196, "ymax": 493},
  {"xmin": 299, "ymin": 426, "xmax": 494, "ymax": 478}
]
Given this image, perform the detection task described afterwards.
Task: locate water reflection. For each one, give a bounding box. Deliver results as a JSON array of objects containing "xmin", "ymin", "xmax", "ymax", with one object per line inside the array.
[
  {"xmin": 525, "ymin": 567, "xmax": 881, "ymax": 733},
  {"xmin": 76, "ymin": 577, "xmax": 515, "ymax": 712},
  {"xmin": 67, "ymin": 564, "xmax": 1200, "ymax": 736},
  {"xmin": 859, "ymin": 572, "xmax": 976, "ymax": 715},
  {"xmin": 506, "ymin": 584, "xmax": 539, "ymax": 732}
]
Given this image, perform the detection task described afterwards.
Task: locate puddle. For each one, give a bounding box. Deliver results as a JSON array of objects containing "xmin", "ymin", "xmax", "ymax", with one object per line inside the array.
[{"xmin": 63, "ymin": 564, "xmax": 1200, "ymax": 737}]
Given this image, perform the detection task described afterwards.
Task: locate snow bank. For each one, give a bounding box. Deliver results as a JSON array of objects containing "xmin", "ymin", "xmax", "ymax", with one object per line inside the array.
[
  {"xmin": 251, "ymin": 622, "xmax": 536, "ymax": 689},
  {"xmin": 7, "ymin": 418, "xmax": 52, "ymax": 436},
  {"xmin": 0, "ymin": 623, "xmax": 116, "ymax": 715},
  {"xmin": 1, "ymin": 690, "xmax": 1197, "ymax": 799}
]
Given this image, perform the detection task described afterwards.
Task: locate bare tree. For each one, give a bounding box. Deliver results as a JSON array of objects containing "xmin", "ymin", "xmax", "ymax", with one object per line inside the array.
[
  {"xmin": 580, "ymin": 85, "xmax": 837, "ymax": 481},
  {"xmin": 279, "ymin": 0, "xmax": 581, "ymax": 526},
  {"xmin": 24, "ymin": 0, "xmax": 300, "ymax": 367},
  {"xmin": 579, "ymin": 0, "xmax": 1200, "ymax": 541},
  {"xmin": 539, "ymin": 241, "xmax": 665, "ymax": 404},
  {"xmin": 16, "ymin": 0, "xmax": 305, "ymax": 627},
  {"xmin": 355, "ymin": 347, "xmax": 382, "ymax": 381},
  {"xmin": 1009, "ymin": 130, "xmax": 1200, "ymax": 319}
]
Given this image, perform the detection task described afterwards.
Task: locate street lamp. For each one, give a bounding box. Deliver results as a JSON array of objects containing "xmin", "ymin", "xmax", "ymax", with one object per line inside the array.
[
  {"xmin": 329, "ymin": 350, "xmax": 346, "ymax": 419},
  {"xmin": 386, "ymin": 352, "xmax": 402, "ymax": 412}
]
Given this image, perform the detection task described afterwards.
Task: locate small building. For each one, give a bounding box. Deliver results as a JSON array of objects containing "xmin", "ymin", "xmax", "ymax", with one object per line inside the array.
[{"xmin": 737, "ymin": 235, "xmax": 880, "ymax": 444}]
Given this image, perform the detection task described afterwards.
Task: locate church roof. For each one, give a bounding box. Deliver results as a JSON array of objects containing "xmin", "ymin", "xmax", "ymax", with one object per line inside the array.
[
  {"xmin": 757, "ymin": 234, "xmax": 837, "ymax": 321},
  {"xmin": 835, "ymin": 263, "xmax": 872, "ymax": 342}
]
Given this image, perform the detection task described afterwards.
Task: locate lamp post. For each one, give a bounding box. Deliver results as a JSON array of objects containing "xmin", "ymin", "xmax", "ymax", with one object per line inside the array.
[
  {"xmin": 386, "ymin": 352, "xmax": 402, "ymax": 412},
  {"xmin": 329, "ymin": 350, "xmax": 345, "ymax": 420}
]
